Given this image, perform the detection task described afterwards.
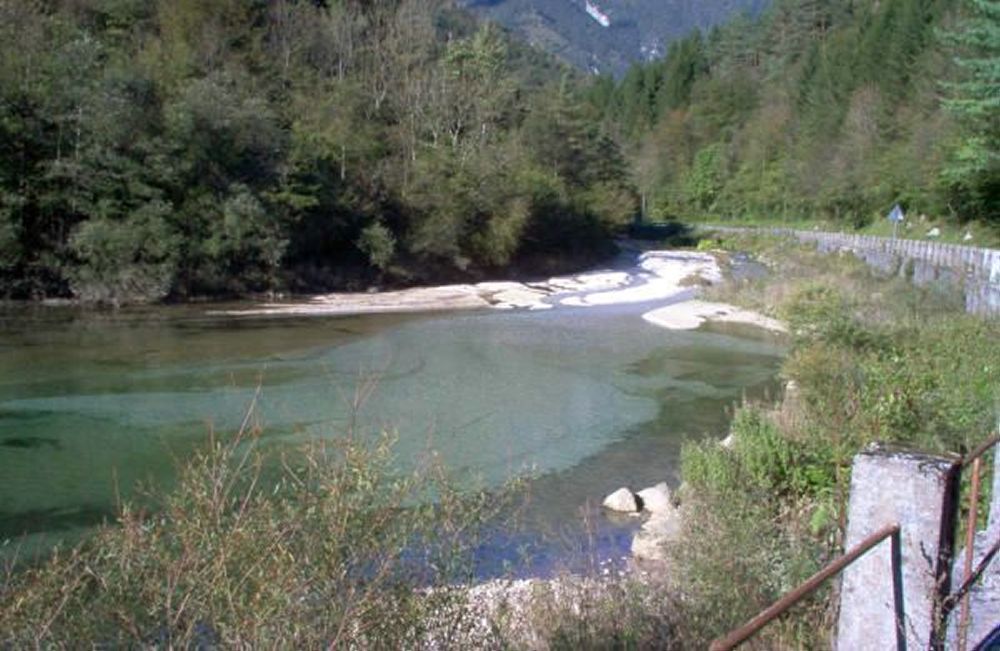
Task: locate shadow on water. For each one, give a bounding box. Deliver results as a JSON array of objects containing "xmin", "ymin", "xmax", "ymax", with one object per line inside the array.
[
  {"xmin": 0, "ymin": 505, "xmax": 115, "ymax": 538},
  {"xmin": 1, "ymin": 436, "xmax": 61, "ymax": 450}
]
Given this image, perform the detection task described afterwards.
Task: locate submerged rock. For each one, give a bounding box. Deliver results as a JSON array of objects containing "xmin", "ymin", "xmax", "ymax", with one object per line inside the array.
[{"xmin": 602, "ymin": 487, "xmax": 640, "ymax": 513}]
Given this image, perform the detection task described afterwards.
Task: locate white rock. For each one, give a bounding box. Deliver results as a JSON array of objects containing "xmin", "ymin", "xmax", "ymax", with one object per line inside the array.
[
  {"xmin": 636, "ymin": 482, "xmax": 672, "ymax": 514},
  {"xmin": 964, "ymin": 231, "xmax": 974, "ymax": 242},
  {"xmin": 720, "ymin": 433, "xmax": 736, "ymax": 449},
  {"xmin": 631, "ymin": 510, "xmax": 682, "ymax": 562},
  {"xmin": 927, "ymin": 227, "xmax": 941, "ymax": 238},
  {"xmin": 602, "ymin": 487, "xmax": 639, "ymax": 513}
]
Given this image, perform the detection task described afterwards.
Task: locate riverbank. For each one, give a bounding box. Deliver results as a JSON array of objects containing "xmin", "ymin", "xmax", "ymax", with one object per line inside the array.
[
  {"xmin": 662, "ymin": 231, "xmax": 1000, "ymax": 648},
  {"xmin": 212, "ymin": 248, "xmax": 785, "ymax": 334}
]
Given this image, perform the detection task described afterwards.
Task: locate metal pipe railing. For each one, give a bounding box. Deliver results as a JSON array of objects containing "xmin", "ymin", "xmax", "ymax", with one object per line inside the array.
[
  {"xmin": 946, "ymin": 535, "xmax": 1000, "ymax": 608},
  {"xmin": 955, "ymin": 432, "xmax": 999, "ymax": 651},
  {"xmin": 962, "ymin": 433, "xmax": 1000, "ymax": 467},
  {"xmin": 709, "ymin": 523, "xmax": 903, "ymax": 651}
]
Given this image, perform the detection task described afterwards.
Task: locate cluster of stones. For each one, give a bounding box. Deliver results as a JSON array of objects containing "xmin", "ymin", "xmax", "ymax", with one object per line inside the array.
[{"xmin": 601, "ymin": 482, "xmax": 681, "ymax": 563}]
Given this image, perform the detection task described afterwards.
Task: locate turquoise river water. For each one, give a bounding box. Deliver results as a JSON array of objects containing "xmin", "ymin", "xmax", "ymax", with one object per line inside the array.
[{"xmin": 0, "ymin": 300, "xmax": 784, "ymax": 572}]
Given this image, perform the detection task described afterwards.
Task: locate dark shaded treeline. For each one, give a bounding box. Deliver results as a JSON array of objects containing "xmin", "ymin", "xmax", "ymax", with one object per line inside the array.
[
  {"xmin": 589, "ymin": 0, "xmax": 998, "ymax": 229},
  {"xmin": 0, "ymin": 0, "xmax": 636, "ymax": 302}
]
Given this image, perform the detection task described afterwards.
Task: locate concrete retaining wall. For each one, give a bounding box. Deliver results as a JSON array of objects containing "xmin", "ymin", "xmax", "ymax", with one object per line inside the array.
[{"xmin": 701, "ymin": 226, "xmax": 1000, "ymax": 318}]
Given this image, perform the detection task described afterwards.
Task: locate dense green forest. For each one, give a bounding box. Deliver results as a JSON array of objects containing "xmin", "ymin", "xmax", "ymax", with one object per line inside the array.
[
  {"xmin": 589, "ymin": 0, "xmax": 999, "ymax": 229},
  {"xmin": 0, "ymin": 0, "xmax": 636, "ymax": 302}
]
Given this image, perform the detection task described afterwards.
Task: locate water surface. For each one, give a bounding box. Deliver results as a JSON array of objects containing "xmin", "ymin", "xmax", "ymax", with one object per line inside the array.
[{"xmin": 0, "ymin": 301, "xmax": 784, "ymax": 569}]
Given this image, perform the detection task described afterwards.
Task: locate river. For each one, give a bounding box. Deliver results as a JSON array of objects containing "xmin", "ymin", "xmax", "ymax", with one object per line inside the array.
[{"xmin": 0, "ymin": 282, "xmax": 784, "ymax": 573}]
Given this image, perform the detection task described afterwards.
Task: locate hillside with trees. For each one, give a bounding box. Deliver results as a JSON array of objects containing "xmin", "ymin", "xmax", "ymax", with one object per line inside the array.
[
  {"xmin": 590, "ymin": 0, "xmax": 999, "ymax": 230},
  {"xmin": 2, "ymin": 0, "xmax": 995, "ymax": 304},
  {"xmin": 0, "ymin": 0, "xmax": 636, "ymax": 303}
]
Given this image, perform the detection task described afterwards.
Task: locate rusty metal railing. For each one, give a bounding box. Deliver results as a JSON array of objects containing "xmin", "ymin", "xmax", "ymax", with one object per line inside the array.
[
  {"xmin": 709, "ymin": 522, "xmax": 904, "ymax": 651},
  {"xmin": 711, "ymin": 431, "xmax": 1000, "ymax": 650},
  {"xmin": 950, "ymin": 432, "xmax": 1000, "ymax": 651}
]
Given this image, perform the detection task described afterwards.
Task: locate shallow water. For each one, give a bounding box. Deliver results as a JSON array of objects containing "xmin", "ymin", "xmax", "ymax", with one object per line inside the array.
[{"xmin": 0, "ymin": 300, "xmax": 784, "ymax": 571}]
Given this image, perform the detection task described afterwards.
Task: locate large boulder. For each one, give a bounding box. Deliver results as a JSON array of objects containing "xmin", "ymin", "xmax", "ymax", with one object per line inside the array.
[
  {"xmin": 602, "ymin": 487, "xmax": 640, "ymax": 513},
  {"xmin": 635, "ymin": 482, "xmax": 672, "ymax": 514}
]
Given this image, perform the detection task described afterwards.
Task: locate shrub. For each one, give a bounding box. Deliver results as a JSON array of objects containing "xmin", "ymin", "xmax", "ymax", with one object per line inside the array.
[
  {"xmin": 0, "ymin": 425, "xmax": 516, "ymax": 647},
  {"xmin": 68, "ymin": 201, "xmax": 180, "ymax": 304},
  {"xmin": 668, "ymin": 477, "xmax": 828, "ymax": 648},
  {"xmin": 357, "ymin": 220, "xmax": 397, "ymax": 271}
]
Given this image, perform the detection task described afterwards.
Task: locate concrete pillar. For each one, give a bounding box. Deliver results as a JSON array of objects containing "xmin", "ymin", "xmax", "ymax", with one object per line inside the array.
[{"xmin": 837, "ymin": 444, "xmax": 960, "ymax": 651}]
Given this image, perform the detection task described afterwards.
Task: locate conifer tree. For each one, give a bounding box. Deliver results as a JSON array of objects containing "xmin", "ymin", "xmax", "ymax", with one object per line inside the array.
[
  {"xmin": 940, "ymin": 0, "xmax": 1000, "ymax": 219},
  {"xmin": 658, "ymin": 32, "xmax": 708, "ymax": 111}
]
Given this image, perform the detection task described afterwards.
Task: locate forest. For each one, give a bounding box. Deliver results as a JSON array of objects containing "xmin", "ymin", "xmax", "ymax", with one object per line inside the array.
[
  {"xmin": 590, "ymin": 0, "xmax": 998, "ymax": 230},
  {"xmin": 0, "ymin": 0, "xmax": 636, "ymax": 302},
  {"xmin": 1, "ymin": 0, "xmax": 996, "ymax": 303}
]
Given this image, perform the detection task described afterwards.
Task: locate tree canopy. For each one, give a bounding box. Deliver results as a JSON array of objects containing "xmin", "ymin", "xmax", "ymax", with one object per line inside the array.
[
  {"xmin": 0, "ymin": 0, "xmax": 636, "ymax": 302},
  {"xmin": 594, "ymin": 0, "xmax": 998, "ymax": 229}
]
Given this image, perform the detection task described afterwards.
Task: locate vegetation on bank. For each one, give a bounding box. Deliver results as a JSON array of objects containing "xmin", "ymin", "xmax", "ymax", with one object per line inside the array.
[
  {"xmin": 0, "ymin": 0, "xmax": 635, "ymax": 303},
  {"xmin": 667, "ymin": 231, "xmax": 999, "ymax": 647},
  {"xmin": 591, "ymin": 0, "xmax": 999, "ymax": 232},
  {"xmin": 0, "ymin": 426, "xmax": 505, "ymax": 646}
]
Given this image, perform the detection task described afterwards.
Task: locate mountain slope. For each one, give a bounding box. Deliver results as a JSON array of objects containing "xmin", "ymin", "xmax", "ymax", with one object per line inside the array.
[{"xmin": 461, "ymin": 0, "xmax": 769, "ymax": 75}]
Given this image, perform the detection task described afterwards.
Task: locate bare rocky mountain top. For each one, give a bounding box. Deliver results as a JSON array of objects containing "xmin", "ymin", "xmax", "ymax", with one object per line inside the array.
[{"xmin": 460, "ymin": 0, "xmax": 768, "ymax": 75}]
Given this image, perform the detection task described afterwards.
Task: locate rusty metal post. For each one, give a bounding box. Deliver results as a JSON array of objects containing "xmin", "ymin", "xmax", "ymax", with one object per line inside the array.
[
  {"xmin": 957, "ymin": 457, "xmax": 982, "ymax": 651},
  {"xmin": 709, "ymin": 523, "xmax": 901, "ymax": 651},
  {"xmin": 890, "ymin": 527, "xmax": 906, "ymax": 651}
]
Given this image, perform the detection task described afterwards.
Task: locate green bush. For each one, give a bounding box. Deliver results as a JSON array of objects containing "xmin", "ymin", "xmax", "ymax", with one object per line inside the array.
[
  {"xmin": 683, "ymin": 406, "xmax": 836, "ymax": 500},
  {"xmin": 68, "ymin": 201, "xmax": 180, "ymax": 304},
  {"xmin": 669, "ymin": 467, "xmax": 828, "ymax": 648},
  {"xmin": 857, "ymin": 319, "xmax": 1000, "ymax": 452},
  {"xmin": 357, "ymin": 220, "xmax": 397, "ymax": 271}
]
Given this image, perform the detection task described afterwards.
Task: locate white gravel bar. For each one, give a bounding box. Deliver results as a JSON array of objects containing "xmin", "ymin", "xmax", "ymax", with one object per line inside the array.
[{"xmin": 213, "ymin": 249, "xmax": 783, "ymax": 334}]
